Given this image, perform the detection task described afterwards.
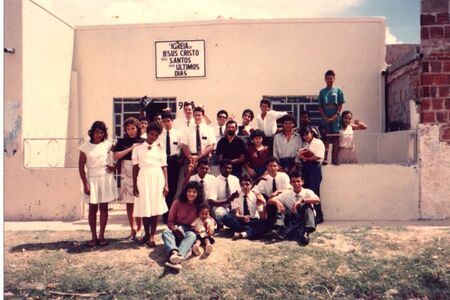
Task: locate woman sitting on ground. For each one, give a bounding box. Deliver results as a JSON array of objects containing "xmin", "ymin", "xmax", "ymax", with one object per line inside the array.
[{"xmin": 162, "ymin": 181, "xmax": 205, "ymax": 271}]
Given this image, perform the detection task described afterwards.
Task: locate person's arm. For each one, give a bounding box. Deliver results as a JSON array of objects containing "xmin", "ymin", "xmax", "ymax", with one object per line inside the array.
[
  {"xmin": 167, "ymin": 201, "xmax": 178, "ymax": 230},
  {"xmin": 267, "ymin": 197, "xmax": 285, "ymax": 213},
  {"xmin": 199, "ymin": 144, "xmax": 214, "ymax": 159},
  {"xmin": 132, "ymin": 164, "xmax": 140, "ymax": 196},
  {"xmin": 203, "ymin": 113, "xmax": 212, "ymax": 125},
  {"xmin": 182, "ymin": 164, "xmax": 195, "ymax": 187},
  {"xmin": 78, "ymin": 151, "xmax": 90, "ymax": 196},
  {"xmin": 181, "ymin": 143, "xmax": 192, "ymax": 161},
  {"xmin": 114, "ymin": 143, "xmax": 140, "ymax": 160},
  {"xmin": 231, "ymin": 154, "xmax": 245, "ymax": 166},
  {"xmin": 292, "ymin": 193, "xmax": 320, "ymax": 211},
  {"xmin": 162, "ymin": 166, "xmax": 169, "ymax": 197},
  {"xmin": 352, "ymin": 120, "xmax": 367, "ymax": 130},
  {"xmin": 208, "ymin": 190, "xmax": 238, "ymax": 207}
]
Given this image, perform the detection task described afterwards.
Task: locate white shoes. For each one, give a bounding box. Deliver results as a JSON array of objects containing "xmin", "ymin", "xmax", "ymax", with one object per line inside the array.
[
  {"xmin": 169, "ymin": 252, "xmax": 184, "ymax": 264},
  {"xmin": 165, "ymin": 261, "xmax": 182, "ymax": 270}
]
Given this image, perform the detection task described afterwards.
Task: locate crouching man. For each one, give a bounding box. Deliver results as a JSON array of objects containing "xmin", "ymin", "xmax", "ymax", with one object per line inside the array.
[{"xmin": 267, "ymin": 171, "xmax": 319, "ymax": 245}]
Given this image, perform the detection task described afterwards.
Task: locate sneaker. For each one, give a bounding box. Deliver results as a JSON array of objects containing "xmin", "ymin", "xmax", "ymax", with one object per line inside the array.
[
  {"xmin": 169, "ymin": 251, "xmax": 184, "ymax": 264},
  {"xmin": 233, "ymin": 232, "xmax": 243, "ymax": 240},
  {"xmin": 298, "ymin": 232, "xmax": 310, "ymax": 246},
  {"xmin": 322, "ymin": 160, "xmax": 328, "ymax": 166},
  {"xmin": 165, "ymin": 261, "xmax": 182, "ymax": 271},
  {"xmin": 205, "ymin": 244, "xmax": 213, "ymax": 255},
  {"xmin": 192, "ymin": 244, "xmax": 201, "ymax": 256},
  {"xmin": 270, "ymin": 229, "xmax": 284, "ymax": 241}
]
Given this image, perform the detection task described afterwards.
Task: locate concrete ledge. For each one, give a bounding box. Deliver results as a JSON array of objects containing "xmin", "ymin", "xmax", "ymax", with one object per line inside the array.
[{"xmin": 321, "ymin": 164, "xmax": 420, "ymax": 221}]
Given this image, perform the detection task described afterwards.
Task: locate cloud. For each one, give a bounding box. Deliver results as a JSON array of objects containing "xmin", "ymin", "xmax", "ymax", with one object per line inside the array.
[{"xmin": 385, "ymin": 26, "xmax": 403, "ymax": 44}]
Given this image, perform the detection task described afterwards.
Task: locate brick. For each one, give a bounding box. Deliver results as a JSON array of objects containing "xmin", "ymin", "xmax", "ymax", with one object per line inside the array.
[
  {"xmin": 436, "ymin": 12, "xmax": 450, "ymax": 24},
  {"xmin": 421, "ymin": 27, "xmax": 430, "ymax": 39},
  {"xmin": 422, "ymin": 1, "xmax": 449, "ymax": 14},
  {"xmin": 430, "ymin": 61, "xmax": 442, "ymax": 72},
  {"xmin": 421, "ymin": 111, "xmax": 436, "ymax": 123},
  {"xmin": 430, "ymin": 86, "xmax": 438, "ymax": 97},
  {"xmin": 440, "ymin": 125, "xmax": 450, "ymax": 141},
  {"xmin": 430, "ymin": 26, "xmax": 444, "ymax": 38},
  {"xmin": 432, "ymin": 98, "xmax": 444, "ymax": 109},
  {"xmin": 436, "ymin": 111, "xmax": 448, "ymax": 122},
  {"xmin": 421, "ymin": 98, "xmax": 431, "ymax": 110},
  {"xmin": 446, "ymin": 26, "xmax": 450, "ymax": 38},
  {"xmin": 421, "ymin": 14, "xmax": 436, "ymax": 25},
  {"xmin": 435, "ymin": 74, "xmax": 450, "ymax": 85},
  {"xmin": 439, "ymin": 86, "xmax": 450, "ymax": 97},
  {"xmin": 444, "ymin": 61, "xmax": 450, "ymax": 72},
  {"xmin": 446, "ymin": 98, "xmax": 450, "ymax": 109},
  {"xmin": 421, "ymin": 74, "xmax": 434, "ymax": 85}
]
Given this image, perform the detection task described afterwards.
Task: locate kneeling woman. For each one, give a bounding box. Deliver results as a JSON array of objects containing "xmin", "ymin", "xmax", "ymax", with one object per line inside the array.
[
  {"xmin": 162, "ymin": 181, "xmax": 205, "ymax": 270},
  {"xmin": 132, "ymin": 122, "xmax": 169, "ymax": 247},
  {"xmin": 78, "ymin": 121, "xmax": 118, "ymax": 247}
]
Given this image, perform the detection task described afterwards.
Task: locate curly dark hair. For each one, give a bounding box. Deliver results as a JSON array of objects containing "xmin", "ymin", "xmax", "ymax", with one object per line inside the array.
[
  {"xmin": 178, "ymin": 181, "xmax": 205, "ymax": 206},
  {"xmin": 250, "ymin": 129, "xmax": 266, "ymax": 140},
  {"xmin": 146, "ymin": 121, "xmax": 163, "ymax": 134},
  {"xmin": 88, "ymin": 121, "xmax": 108, "ymax": 143},
  {"xmin": 123, "ymin": 117, "xmax": 142, "ymax": 138}
]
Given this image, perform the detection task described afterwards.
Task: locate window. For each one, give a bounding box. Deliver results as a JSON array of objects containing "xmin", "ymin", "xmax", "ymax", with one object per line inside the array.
[
  {"xmin": 113, "ymin": 97, "xmax": 177, "ymax": 138},
  {"xmin": 262, "ymin": 95, "xmax": 322, "ymax": 127}
]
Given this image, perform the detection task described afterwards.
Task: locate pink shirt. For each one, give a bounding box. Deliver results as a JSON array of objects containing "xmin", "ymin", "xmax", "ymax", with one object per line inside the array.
[{"xmin": 167, "ymin": 200, "xmax": 198, "ymax": 230}]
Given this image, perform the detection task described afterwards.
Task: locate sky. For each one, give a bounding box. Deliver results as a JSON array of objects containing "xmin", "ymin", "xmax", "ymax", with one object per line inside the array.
[{"xmin": 34, "ymin": 0, "xmax": 420, "ymax": 44}]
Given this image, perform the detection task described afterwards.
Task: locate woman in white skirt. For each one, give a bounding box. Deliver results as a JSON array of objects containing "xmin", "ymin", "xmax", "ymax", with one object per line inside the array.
[
  {"xmin": 79, "ymin": 121, "xmax": 118, "ymax": 247},
  {"xmin": 132, "ymin": 122, "xmax": 169, "ymax": 247},
  {"xmin": 338, "ymin": 111, "xmax": 367, "ymax": 163},
  {"xmin": 114, "ymin": 117, "xmax": 145, "ymax": 240}
]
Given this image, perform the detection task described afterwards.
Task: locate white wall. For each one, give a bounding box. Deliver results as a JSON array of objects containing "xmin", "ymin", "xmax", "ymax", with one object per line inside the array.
[
  {"xmin": 4, "ymin": 0, "xmax": 82, "ymax": 221},
  {"xmin": 322, "ymin": 164, "xmax": 419, "ymax": 220},
  {"xmin": 74, "ymin": 18, "xmax": 386, "ymax": 138}
]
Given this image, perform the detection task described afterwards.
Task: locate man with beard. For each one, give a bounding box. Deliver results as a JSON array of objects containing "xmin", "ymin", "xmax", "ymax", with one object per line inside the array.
[{"xmin": 215, "ymin": 120, "xmax": 246, "ymax": 178}]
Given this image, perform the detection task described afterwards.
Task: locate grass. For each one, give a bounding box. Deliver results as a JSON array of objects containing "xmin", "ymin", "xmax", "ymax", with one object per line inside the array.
[{"xmin": 4, "ymin": 226, "xmax": 450, "ymax": 299}]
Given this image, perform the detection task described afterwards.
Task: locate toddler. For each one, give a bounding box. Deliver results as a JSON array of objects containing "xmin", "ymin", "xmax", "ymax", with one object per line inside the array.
[{"xmin": 191, "ymin": 203, "xmax": 216, "ymax": 256}]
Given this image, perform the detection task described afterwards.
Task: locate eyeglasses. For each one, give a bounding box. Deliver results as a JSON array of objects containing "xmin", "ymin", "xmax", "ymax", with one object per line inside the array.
[{"xmin": 217, "ymin": 115, "xmax": 227, "ymax": 119}]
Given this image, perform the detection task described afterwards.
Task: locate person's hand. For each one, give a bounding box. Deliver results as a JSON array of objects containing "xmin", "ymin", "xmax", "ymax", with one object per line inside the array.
[
  {"xmin": 292, "ymin": 200, "xmax": 302, "ymax": 212},
  {"xmin": 247, "ymin": 168, "xmax": 257, "ymax": 177},
  {"xmin": 163, "ymin": 184, "xmax": 169, "ymax": 197},
  {"xmin": 277, "ymin": 202, "xmax": 285, "ymax": 213},
  {"xmin": 243, "ymin": 216, "xmax": 251, "ymax": 223},
  {"xmin": 256, "ymin": 197, "xmax": 265, "ymax": 206},
  {"xmin": 270, "ymin": 191, "xmax": 282, "ymax": 198},
  {"xmin": 106, "ymin": 165, "xmax": 116, "ymax": 173},
  {"xmin": 133, "ymin": 185, "xmax": 139, "ymax": 197},
  {"xmin": 228, "ymin": 113, "xmax": 236, "ymax": 121},
  {"xmin": 131, "ymin": 143, "xmax": 140, "ymax": 150},
  {"xmin": 229, "ymin": 191, "xmax": 239, "ymax": 202},
  {"xmin": 83, "ymin": 183, "xmax": 91, "ymax": 196},
  {"xmin": 162, "ymin": 107, "xmax": 172, "ymax": 112}
]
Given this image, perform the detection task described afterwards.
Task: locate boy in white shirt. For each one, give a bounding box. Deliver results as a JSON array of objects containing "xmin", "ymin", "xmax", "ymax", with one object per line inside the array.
[
  {"xmin": 256, "ymin": 98, "xmax": 287, "ymax": 152},
  {"xmin": 268, "ymin": 171, "xmax": 320, "ymax": 245}
]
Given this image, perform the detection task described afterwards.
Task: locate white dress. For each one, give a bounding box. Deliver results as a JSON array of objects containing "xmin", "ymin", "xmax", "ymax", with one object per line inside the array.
[
  {"xmin": 132, "ymin": 141, "xmax": 168, "ymax": 217},
  {"xmin": 338, "ymin": 126, "xmax": 358, "ymax": 163},
  {"xmin": 79, "ymin": 140, "xmax": 118, "ymax": 204}
]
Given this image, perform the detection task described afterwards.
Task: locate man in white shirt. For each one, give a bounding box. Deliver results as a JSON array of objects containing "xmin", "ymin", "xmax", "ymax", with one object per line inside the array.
[
  {"xmin": 212, "ymin": 110, "xmax": 228, "ymax": 142},
  {"xmin": 268, "ymin": 171, "xmax": 320, "ymax": 245},
  {"xmin": 173, "ymin": 102, "xmax": 195, "ymax": 132},
  {"xmin": 254, "ymin": 157, "xmax": 291, "ymax": 199},
  {"xmin": 273, "ymin": 114, "xmax": 302, "ymax": 174},
  {"xmin": 256, "ymin": 98, "xmax": 287, "ymax": 152},
  {"xmin": 159, "ymin": 112, "xmax": 183, "ymax": 223},
  {"xmin": 181, "ymin": 106, "xmax": 216, "ymax": 166},
  {"xmin": 185, "ymin": 159, "xmax": 217, "ymax": 203},
  {"xmin": 209, "ymin": 160, "xmax": 240, "ymax": 226}
]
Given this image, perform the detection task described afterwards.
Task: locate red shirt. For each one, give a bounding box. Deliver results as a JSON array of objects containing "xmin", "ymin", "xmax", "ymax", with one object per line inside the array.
[
  {"xmin": 246, "ymin": 145, "xmax": 271, "ymax": 168},
  {"xmin": 167, "ymin": 200, "xmax": 198, "ymax": 230}
]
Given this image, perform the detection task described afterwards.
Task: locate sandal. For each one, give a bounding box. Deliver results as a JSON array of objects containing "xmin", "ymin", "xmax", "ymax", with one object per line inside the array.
[
  {"xmin": 98, "ymin": 238, "xmax": 109, "ymax": 246},
  {"xmin": 128, "ymin": 230, "xmax": 137, "ymax": 241},
  {"xmin": 147, "ymin": 240, "xmax": 156, "ymax": 248},
  {"xmin": 138, "ymin": 235, "xmax": 149, "ymax": 245},
  {"xmin": 88, "ymin": 239, "xmax": 97, "ymax": 247}
]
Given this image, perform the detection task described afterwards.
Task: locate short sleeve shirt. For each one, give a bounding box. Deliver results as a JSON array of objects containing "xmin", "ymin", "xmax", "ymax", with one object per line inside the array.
[
  {"xmin": 79, "ymin": 140, "xmax": 113, "ymax": 168},
  {"xmin": 276, "ymin": 188, "xmax": 319, "ymax": 209},
  {"xmin": 181, "ymin": 123, "xmax": 216, "ymax": 154},
  {"xmin": 132, "ymin": 141, "xmax": 167, "ymax": 167}
]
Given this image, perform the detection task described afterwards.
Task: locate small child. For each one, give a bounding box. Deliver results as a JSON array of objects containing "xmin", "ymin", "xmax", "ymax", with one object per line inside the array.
[
  {"xmin": 191, "ymin": 203, "xmax": 216, "ymax": 256},
  {"xmin": 338, "ymin": 110, "xmax": 367, "ymax": 163}
]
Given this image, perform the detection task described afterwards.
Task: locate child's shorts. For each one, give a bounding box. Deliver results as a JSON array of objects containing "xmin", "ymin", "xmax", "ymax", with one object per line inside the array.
[{"xmin": 197, "ymin": 234, "xmax": 215, "ymax": 245}]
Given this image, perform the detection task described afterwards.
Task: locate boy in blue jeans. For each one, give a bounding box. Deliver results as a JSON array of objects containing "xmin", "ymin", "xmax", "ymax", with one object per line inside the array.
[{"xmin": 318, "ymin": 70, "xmax": 345, "ymax": 165}]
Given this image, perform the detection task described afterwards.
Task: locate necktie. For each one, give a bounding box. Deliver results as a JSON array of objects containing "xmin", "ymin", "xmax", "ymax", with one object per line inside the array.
[
  {"xmin": 272, "ymin": 178, "xmax": 277, "ymax": 193},
  {"xmin": 187, "ymin": 119, "xmax": 190, "ymax": 127},
  {"xmin": 219, "ymin": 126, "xmax": 223, "ymax": 136},
  {"xmin": 295, "ymin": 194, "xmax": 300, "ymax": 202},
  {"xmin": 243, "ymin": 195, "xmax": 250, "ymax": 216},
  {"xmin": 166, "ymin": 131, "xmax": 171, "ymax": 156},
  {"xmin": 225, "ymin": 178, "xmax": 231, "ymax": 199},
  {"xmin": 196, "ymin": 125, "xmax": 201, "ymax": 154},
  {"xmin": 200, "ymin": 179, "xmax": 204, "ymax": 187}
]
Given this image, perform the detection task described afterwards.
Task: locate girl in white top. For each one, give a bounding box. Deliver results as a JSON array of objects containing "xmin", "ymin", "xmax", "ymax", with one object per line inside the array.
[
  {"xmin": 78, "ymin": 121, "xmax": 118, "ymax": 247},
  {"xmin": 132, "ymin": 122, "xmax": 169, "ymax": 247},
  {"xmin": 338, "ymin": 111, "xmax": 367, "ymax": 163}
]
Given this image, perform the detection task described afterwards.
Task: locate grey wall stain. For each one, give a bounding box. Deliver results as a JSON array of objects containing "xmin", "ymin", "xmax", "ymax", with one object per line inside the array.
[{"xmin": 4, "ymin": 100, "xmax": 22, "ymax": 157}]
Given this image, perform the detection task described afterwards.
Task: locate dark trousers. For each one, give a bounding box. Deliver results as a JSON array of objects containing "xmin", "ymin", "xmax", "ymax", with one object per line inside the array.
[
  {"xmin": 222, "ymin": 214, "xmax": 272, "ymax": 240},
  {"xmin": 279, "ymin": 157, "xmax": 296, "ymax": 173},
  {"xmin": 302, "ymin": 161, "xmax": 323, "ymax": 219},
  {"xmin": 267, "ymin": 203, "xmax": 316, "ymax": 234},
  {"xmin": 163, "ymin": 155, "xmax": 180, "ymax": 223},
  {"xmin": 263, "ymin": 136, "xmax": 274, "ymax": 155}
]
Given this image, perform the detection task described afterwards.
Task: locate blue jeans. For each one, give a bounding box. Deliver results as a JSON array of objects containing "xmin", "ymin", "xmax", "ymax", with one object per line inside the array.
[
  {"xmin": 222, "ymin": 213, "xmax": 272, "ymax": 240},
  {"xmin": 162, "ymin": 226, "xmax": 197, "ymax": 258}
]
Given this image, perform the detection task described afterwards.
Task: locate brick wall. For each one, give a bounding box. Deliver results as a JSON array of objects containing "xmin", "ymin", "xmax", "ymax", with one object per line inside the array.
[{"xmin": 420, "ymin": 0, "xmax": 450, "ymax": 143}]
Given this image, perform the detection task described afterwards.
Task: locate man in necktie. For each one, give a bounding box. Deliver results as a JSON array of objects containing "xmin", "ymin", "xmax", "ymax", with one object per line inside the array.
[
  {"xmin": 268, "ymin": 171, "xmax": 320, "ymax": 245},
  {"xmin": 161, "ymin": 113, "xmax": 182, "ymax": 223}
]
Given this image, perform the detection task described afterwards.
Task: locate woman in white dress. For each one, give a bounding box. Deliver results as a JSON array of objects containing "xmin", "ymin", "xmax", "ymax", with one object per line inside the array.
[
  {"xmin": 338, "ymin": 111, "xmax": 367, "ymax": 163},
  {"xmin": 114, "ymin": 117, "xmax": 145, "ymax": 240},
  {"xmin": 78, "ymin": 121, "xmax": 118, "ymax": 247},
  {"xmin": 132, "ymin": 122, "xmax": 169, "ymax": 247}
]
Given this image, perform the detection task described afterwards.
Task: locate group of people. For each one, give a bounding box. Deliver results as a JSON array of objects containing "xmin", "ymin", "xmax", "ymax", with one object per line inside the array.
[{"xmin": 78, "ymin": 70, "xmax": 367, "ymax": 270}]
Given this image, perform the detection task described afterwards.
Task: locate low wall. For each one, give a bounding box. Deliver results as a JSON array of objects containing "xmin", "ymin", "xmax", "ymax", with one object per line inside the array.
[{"xmin": 321, "ymin": 164, "xmax": 419, "ymax": 220}]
